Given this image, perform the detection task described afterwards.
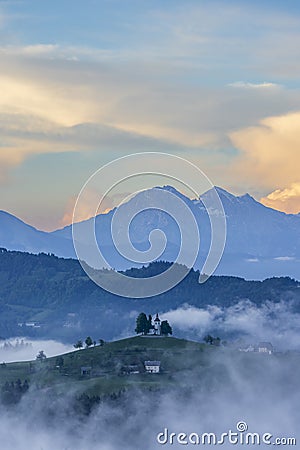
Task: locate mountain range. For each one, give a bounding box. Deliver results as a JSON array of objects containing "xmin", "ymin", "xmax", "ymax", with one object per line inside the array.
[{"xmin": 0, "ymin": 186, "xmax": 299, "ymax": 280}]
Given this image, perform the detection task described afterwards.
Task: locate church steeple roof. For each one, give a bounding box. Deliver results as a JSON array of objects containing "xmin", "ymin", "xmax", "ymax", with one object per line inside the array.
[{"xmin": 154, "ymin": 313, "xmax": 160, "ymax": 322}]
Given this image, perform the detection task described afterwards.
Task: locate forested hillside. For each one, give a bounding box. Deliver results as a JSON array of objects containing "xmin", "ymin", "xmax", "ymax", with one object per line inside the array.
[{"xmin": 0, "ymin": 248, "xmax": 299, "ymax": 341}]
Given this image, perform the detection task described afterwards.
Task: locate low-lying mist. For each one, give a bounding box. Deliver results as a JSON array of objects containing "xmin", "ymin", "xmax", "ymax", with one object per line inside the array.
[
  {"xmin": 0, "ymin": 349, "xmax": 299, "ymax": 449},
  {"xmin": 0, "ymin": 338, "xmax": 74, "ymax": 363},
  {"xmin": 162, "ymin": 299, "xmax": 300, "ymax": 351}
]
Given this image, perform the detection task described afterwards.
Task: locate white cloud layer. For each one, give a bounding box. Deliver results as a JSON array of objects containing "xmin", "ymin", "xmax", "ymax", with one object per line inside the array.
[
  {"xmin": 261, "ymin": 182, "xmax": 300, "ymax": 214},
  {"xmin": 163, "ymin": 299, "xmax": 300, "ymax": 350},
  {"xmin": 0, "ymin": 338, "xmax": 74, "ymax": 363},
  {"xmin": 230, "ymin": 111, "xmax": 300, "ymax": 199}
]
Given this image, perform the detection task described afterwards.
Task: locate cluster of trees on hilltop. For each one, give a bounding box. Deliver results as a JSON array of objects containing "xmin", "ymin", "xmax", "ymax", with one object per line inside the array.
[
  {"xmin": 135, "ymin": 313, "xmax": 172, "ymax": 336},
  {"xmin": 203, "ymin": 334, "xmax": 222, "ymax": 346}
]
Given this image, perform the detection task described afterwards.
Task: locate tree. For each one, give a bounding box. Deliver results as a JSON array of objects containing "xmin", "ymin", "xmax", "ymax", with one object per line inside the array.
[
  {"xmin": 16, "ymin": 379, "xmax": 22, "ymax": 392},
  {"xmin": 135, "ymin": 313, "xmax": 151, "ymax": 335},
  {"xmin": 74, "ymin": 340, "xmax": 83, "ymax": 350},
  {"xmin": 98, "ymin": 339, "xmax": 105, "ymax": 346},
  {"xmin": 213, "ymin": 337, "xmax": 221, "ymax": 346},
  {"xmin": 204, "ymin": 335, "xmax": 221, "ymax": 346},
  {"xmin": 161, "ymin": 320, "xmax": 172, "ymax": 336},
  {"xmin": 203, "ymin": 335, "xmax": 214, "ymax": 345},
  {"xmin": 36, "ymin": 350, "xmax": 47, "ymax": 361},
  {"xmin": 148, "ymin": 315, "xmax": 153, "ymax": 330},
  {"xmin": 85, "ymin": 336, "xmax": 93, "ymax": 348},
  {"xmin": 23, "ymin": 380, "xmax": 29, "ymax": 393}
]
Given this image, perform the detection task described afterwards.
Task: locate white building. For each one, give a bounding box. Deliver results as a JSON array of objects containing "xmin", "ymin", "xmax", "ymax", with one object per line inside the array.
[
  {"xmin": 153, "ymin": 313, "xmax": 161, "ymax": 335},
  {"xmin": 144, "ymin": 360, "xmax": 161, "ymax": 373},
  {"xmin": 258, "ymin": 342, "xmax": 273, "ymax": 355}
]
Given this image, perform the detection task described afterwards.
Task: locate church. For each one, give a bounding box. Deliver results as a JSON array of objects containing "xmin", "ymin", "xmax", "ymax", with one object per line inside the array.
[
  {"xmin": 136, "ymin": 311, "xmax": 172, "ymax": 336},
  {"xmin": 149, "ymin": 313, "xmax": 162, "ymax": 336}
]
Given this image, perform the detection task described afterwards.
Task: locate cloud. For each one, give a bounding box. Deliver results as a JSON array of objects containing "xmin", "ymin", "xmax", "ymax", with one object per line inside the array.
[
  {"xmin": 62, "ymin": 190, "xmax": 115, "ymax": 227},
  {"xmin": 228, "ymin": 81, "xmax": 280, "ymax": 89},
  {"xmin": 274, "ymin": 256, "xmax": 296, "ymax": 261},
  {"xmin": 0, "ymin": 121, "xmax": 77, "ymax": 183},
  {"xmin": 0, "ymin": 44, "xmax": 59, "ymax": 57},
  {"xmin": 0, "ymin": 41, "xmax": 299, "ymax": 178},
  {"xmin": 0, "ymin": 73, "xmax": 96, "ymax": 127},
  {"xmin": 0, "ymin": 36, "xmax": 299, "ymax": 181},
  {"xmin": 61, "ymin": 187, "xmax": 137, "ymax": 228},
  {"xmin": 0, "ymin": 57, "xmax": 102, "ymax": 181},
  {"xmin": 161, "ymin": 305, "xmax": 222, "ymax": 330},
  {"xmin": 0, "ymin": 338, "xmax": 74, "ymax": 363},
  {"xmin": 163, "ymin": 300, "xmax": 300, "ymax": 351},
  {"xmin": 62, "ymin": 192, "xmax": 103, "ymax": 228},
  {"xmin": 260, "ymin": 182, "xmax": 300, "ymax": 214},
  {"xmin": 230, "ymin": 111, "xmax": 300, "ymax": 190}
]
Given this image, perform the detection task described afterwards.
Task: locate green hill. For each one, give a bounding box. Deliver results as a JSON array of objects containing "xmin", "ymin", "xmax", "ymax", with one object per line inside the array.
[
  {"xmin": 0, "ymin": 336, "xmax": 213, "ymax": 398},
  {"xmin": 1, "ymin": 334, "xmax": 300, "ymax": 420}
]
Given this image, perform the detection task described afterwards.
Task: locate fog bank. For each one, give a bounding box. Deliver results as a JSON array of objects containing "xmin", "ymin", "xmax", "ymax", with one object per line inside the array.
[
  {"xmin": 0, "ymin": 349, "xmax": 299, "ymax": 449},
  {"xmin": 0, "ymin": 338, "xmax": 74, "ymax": 363}
]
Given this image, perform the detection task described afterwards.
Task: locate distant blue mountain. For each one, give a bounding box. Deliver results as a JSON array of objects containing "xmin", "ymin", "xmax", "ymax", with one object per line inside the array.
[
  {"xmin": 0, "ymin": 186, "xmax": 299, "ymax": 280},
  {"xmin": 0, "ymin": 210, "xmax": 74, "ymax": 257}
]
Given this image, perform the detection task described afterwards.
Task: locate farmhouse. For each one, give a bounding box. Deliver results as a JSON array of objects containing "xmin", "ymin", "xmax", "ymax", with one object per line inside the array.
[{"xmin": 144, "ymin": 360, "xmax": 161, "ymax": 373}]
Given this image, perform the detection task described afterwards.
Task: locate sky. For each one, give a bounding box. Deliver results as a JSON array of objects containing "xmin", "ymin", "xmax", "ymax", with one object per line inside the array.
[{"xmin": 0, "ymin": 0, "xmax": 300, "ymax": 230}]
